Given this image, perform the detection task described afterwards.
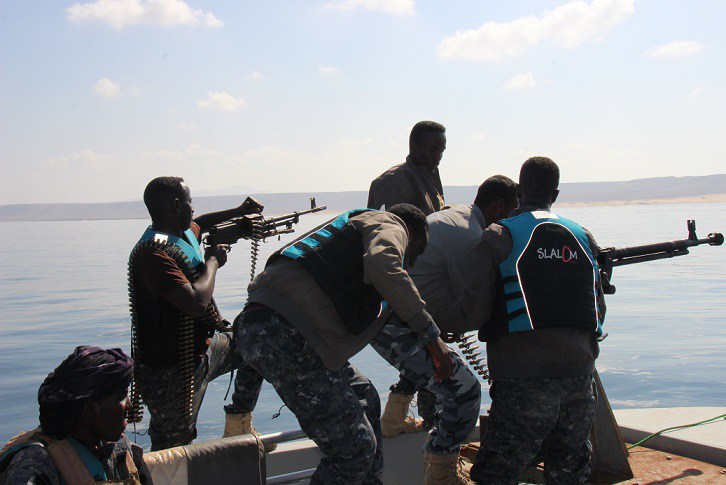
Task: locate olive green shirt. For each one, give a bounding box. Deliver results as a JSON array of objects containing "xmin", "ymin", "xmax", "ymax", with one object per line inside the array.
[{"xmin": 367, "ymin": 156, "xmax": 445, "ymax": 215}]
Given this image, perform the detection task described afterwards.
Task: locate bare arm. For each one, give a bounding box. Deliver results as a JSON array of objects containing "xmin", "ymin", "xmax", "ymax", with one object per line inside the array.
[{"xmin": 161, "ymin": 245, "xmax": 229, "ymax": 317}]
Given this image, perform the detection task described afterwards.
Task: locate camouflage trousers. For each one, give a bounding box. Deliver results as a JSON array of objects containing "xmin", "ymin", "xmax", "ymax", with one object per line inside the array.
[
  {"xmin": 370, "ymin": 317, "xmax": 481, "ymax": 455},
  {"xmin": 136, "ymin": 331, "xmax": 263, "ymax": 451},
  {"xmin": 470, "ymin": 376, "xmax": 597, "ymax": 485},
  {"xmin": 235, "ymin": 308, "xmax": 383, "ymax": 485}
]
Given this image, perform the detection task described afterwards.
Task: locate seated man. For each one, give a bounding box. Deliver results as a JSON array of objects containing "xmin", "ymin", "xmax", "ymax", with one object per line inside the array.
[
  {"xmin": 470, "ymin": 157, "xmax": 606, "ymax": 484},
  {"xmin": 371, "ymin": 175, "xmax": 518, "ymax": 484},
  {"xmin": 235, "ymin": 203, "xmax": 455, "ymax": 484},
  {"xmin": 0, "ymin": 346, "xmax": 152, "ymax": 484},
  {"xmin": 129, "ymin": 176, "xmax": 264, "ymax": 450}
]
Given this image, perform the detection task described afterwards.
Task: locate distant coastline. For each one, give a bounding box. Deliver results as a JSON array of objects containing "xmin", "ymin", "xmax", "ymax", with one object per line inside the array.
[
  {"xmin": 1, "ymin": 174, "xmax": 724, "ymax": 222},
  {"xmin": 558, "ymin": 193, "xmax": 726, "ymax": 207}
]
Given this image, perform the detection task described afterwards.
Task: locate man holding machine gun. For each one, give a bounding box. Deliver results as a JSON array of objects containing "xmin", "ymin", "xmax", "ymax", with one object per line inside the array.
[
  {"xmin": 128, "ymin": 176, "xmax": 264, "ymax": 450},
  {"xmin": 235, "ymin": 203, "xmax": 455, "ymax": 484},
  {"xmin": 470, "ymin": 158, "xmax": 606, "ymax": 484}
]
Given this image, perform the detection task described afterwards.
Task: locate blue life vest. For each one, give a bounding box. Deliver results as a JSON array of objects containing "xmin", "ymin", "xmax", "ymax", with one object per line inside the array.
[
  {"xmin": 136, "ymin": 226, "xmax": 204, "ymax": 269},
  {"xmin": 482, "ymin": 210, "xmax": 604, "ymax": 342},
  {"xmin": 267, "ymin": 209, "xmax": 386, "ymax": 335},
  {"xmin": 129, "ymin": 225, "xmax": 219, "ymax": 369}
]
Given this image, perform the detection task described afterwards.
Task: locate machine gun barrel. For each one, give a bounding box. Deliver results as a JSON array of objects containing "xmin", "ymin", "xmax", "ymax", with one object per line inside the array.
[
  {"xmin": 597, "ymin": 220, "xmax": 723, "ymax": 294},
  {"xmin": 261, "ymin": 205, "xmax": 327, "ymax": 235},
  {"xmin": 606, "ymin": 234, "xmax": 722, "ymax": 267}
]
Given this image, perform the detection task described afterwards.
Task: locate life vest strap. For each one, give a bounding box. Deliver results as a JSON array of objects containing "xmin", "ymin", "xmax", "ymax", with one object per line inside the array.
[{"xmin": 46, "ymin": 439, "xmax": 96, "ymax": 485}]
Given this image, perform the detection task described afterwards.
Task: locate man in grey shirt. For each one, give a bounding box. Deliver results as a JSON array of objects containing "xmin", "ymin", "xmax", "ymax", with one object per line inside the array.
[
  {"xmin": 371, "ymin": 175, "xmax": 518, "ymax": 484},
  {"xmin": 410, "ymin": 175, "xmax": 519, "ymax": 335}
]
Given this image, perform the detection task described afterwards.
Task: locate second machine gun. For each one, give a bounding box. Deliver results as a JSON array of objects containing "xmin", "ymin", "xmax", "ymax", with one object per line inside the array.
[
  {"xmin": 204, "ymin": 198, "xmax": 327, "ymax": 282},
  {"xmin": 597, "ymin": 219, "xmax": 723, "ymax": 294},
  {"xmin": 458, "ymin": 220, "xmax": 723, "ymax": 383}
]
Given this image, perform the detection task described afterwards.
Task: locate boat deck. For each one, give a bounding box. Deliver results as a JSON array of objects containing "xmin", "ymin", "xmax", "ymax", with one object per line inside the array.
[
  {"xmin": 623, "ymin": 445, "xmax": 725, "ymax": 484},
  {"xmin": 266, "ymin": 407, "xmax": 726, "ymax": 484},
  {"xmin": 614, "ymin": 407, "xmax": 725, "ymax": 467},
  {"xmin": 140, "ymin": 407, "xmax": 726, "ymax": 484}
]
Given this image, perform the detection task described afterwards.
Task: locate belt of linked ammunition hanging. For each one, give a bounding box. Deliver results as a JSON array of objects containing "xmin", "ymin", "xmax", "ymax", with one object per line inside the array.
[
  {"xmin": 248, "ymin": 217, "xmax": 264, "ymax": 283},
  {"xmin": 457, "ymin": 333, "xmax": 489, "ymax": 380},
  {"xmin": 127, "ymin": 239, "xmax": 221, "ymax": 426}
]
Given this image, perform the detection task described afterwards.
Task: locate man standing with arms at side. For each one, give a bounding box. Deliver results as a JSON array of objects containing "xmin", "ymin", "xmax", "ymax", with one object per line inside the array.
[
  {"xmin": 129, "ymin": 176, "xmax": 264, "ymax": 451},
  {"xmin": 371, "ymin": 175, "xmax": 518, "ymax": 484},
  {"xmin": 368, "ymin": 120, "xmax": 447, "ymax": 434},
  {"xmin": 470, "ymin": 157, "xmax": 606, "ymax": 484}
]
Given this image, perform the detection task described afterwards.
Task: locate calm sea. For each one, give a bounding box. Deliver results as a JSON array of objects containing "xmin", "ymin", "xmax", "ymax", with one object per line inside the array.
[{"xmin": 1, "ymin": 203, "xmax": 724, "ymax": 449}]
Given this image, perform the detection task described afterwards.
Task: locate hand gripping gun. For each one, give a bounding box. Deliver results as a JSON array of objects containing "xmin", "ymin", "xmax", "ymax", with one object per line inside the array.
[
  {"xmin": 204, "ymin": 198, "xmax": 327, "ymax": 281},
  {"xmin": 597, "ymin": 220, "xmax": 723, "ymax": 295}
]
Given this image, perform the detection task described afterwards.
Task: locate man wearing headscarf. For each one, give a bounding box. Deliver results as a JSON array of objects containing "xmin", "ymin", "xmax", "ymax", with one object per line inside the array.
[{"xmin": 0, "ymin": 346, "xmax": 152, "ymax": 484}]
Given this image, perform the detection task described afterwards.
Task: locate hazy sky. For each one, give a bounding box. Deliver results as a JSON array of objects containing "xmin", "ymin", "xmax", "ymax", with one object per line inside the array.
[{"xmin": 1, "ymin": 0, "xmax": 724, "ymax": 204}]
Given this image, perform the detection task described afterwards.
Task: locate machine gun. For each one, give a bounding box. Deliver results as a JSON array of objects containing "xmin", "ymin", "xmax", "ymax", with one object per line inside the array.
[
  {"xmin": 597, "ymin": 220, "xmax": 723, "ymax": 295},
  {"xmin": 204, "ymin": 198, "xmax": 326, "ymax": 281},
  {"xmin": 204, "ymin": 198, "xmax": 326, "ymax": 246}
]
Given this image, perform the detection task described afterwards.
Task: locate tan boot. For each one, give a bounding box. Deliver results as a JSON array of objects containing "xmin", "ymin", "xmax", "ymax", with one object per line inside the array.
[
  {"xmin": 423, "ymin": 451, "xmax": 475, "ymax": 485},
  {"xmin": 222, "ymin": 412, "xmax": 276, "ymax": 452},
  {"xmin": 381, "ymin": 393, "xmax": 424, "ymax": 437}
]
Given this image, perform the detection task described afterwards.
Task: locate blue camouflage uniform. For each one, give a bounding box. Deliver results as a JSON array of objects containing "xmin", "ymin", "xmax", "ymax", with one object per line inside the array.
[{"xmin": 235, "ymin": 210, "xmax": 439, "ymax": 484}]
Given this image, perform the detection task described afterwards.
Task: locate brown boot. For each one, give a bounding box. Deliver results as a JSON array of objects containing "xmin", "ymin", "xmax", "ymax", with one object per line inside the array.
[
  {"xmin": 222, "ymin": 412, "xmax": 276, "ymax": 452},
  {"xmin": 381, "ymin": 392, "xmax": 424, "ymax": 437},
  {"xmin": 423, "ymin": 451, "xmax": 475, "ymax": 485}
]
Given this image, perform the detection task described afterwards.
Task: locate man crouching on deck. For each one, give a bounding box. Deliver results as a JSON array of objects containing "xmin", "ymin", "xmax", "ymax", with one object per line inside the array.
[
  {"xmin": 234, "ymin": 203, "xmax": 455, "ymax": 484},
  {"xmin": 128, "ymin": 176, "xmax": 264, "ymax": 450},
  {"xmin": 370, "ymin": 175, "xmax": 519, "ymax": 484}
]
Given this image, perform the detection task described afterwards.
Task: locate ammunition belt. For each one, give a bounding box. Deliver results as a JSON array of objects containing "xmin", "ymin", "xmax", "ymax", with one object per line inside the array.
[
  {"xmin": 457, "ymin": 333, "xmax": 489, "ymax": 381},
  {"xmin": 127, "ymin": 238, "xmax": 221, "ymax": 425},
  {"xmin": 249, "ymin": 217, "xmax": 264, "ymax": 283}
]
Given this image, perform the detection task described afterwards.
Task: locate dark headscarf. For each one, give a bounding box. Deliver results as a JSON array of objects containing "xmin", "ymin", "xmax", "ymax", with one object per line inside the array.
[{"xmin": 38, "ymin": 346, "xmax": 133, "ymax": 438}]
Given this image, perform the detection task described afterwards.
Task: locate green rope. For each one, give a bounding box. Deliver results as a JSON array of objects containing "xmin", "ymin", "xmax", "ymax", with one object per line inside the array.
[{"xmin": 627, "ymin": 413, "xmax": 726, "ymax": 450}]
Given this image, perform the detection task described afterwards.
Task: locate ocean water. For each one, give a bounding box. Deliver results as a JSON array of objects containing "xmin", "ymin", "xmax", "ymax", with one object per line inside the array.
[{"xmin": 0, "ymin": 203, "xmax": 724, "ymax": 449}]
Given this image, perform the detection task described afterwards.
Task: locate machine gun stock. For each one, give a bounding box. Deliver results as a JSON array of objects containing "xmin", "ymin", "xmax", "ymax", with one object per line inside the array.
[
  {"xmin": 597, "ymin": 220, "xmax": 723, "ymax": 295},
  {"xmin": 203, "ymin": 198, "xmax": 326, "ymax": 247}
]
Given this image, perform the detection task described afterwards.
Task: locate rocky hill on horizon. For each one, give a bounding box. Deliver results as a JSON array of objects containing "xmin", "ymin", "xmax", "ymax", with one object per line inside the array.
[{"xmin": 1, "ymin": 174, "xmax": 724, "ymax": 222}]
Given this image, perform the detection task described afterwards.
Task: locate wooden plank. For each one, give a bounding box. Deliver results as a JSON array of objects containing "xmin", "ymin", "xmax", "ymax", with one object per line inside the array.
[{"xmin": 589, "ymin": 369, "xmax": 634, "ymax": 483}]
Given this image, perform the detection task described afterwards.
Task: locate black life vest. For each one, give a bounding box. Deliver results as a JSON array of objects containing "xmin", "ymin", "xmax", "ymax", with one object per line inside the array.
[
  {"xmin": 482, "ymin": 210, "xmax": 604, "ymax": 342},
  {"xmin": 267, "ymin": 209, "xmax": 386, "ymax": 335}
]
